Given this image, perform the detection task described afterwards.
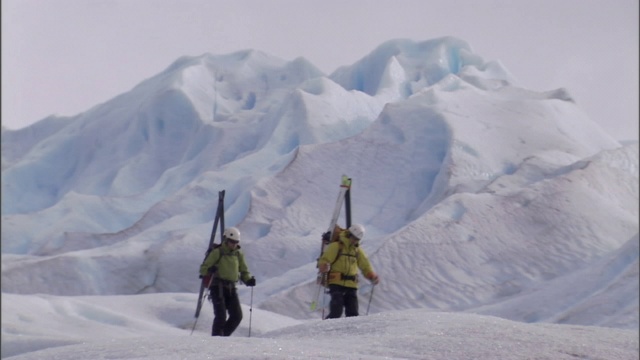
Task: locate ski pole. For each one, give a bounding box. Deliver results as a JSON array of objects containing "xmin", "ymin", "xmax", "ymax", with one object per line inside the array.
[
  {"xmin": 190, "ymin": 289, "xmax": 207, "ymax": 335},
  {"xmin": 190, "ymin": 282, "xmax": 207, "ymax": 335},
  {"xmin": 191, "ymin": 275, "xmax": 214, "ymax": 335},
  {"xmin": 190, "ymin": 315, "xmax": 200, "ymax": 335},
  {"xmin": 310, "ymin": 272, "xmax": 326, "ymax": 311},
  {"xmin": 248, "ymin": 286, "xmax": 254, "ymax": 337},
  {"xmin": 322, "ymin": 286, "xmax": 328, "ymax": 320},
  {"xmin": 366, "ymin": 284, "xmax": 375, "ymax": 316},
  {"xmin": 310, "ymin": 282, "xmax": 322, "ymax": 311}
]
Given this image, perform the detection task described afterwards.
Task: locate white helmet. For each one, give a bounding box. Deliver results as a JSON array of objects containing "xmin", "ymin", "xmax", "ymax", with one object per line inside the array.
[
  {"xmin": 223, "ymin": 227, "xmax": 241, "ymax": 242},
  {"xmin": 348, "ymin": 224, "xmax": 365, "ymax": 240}
]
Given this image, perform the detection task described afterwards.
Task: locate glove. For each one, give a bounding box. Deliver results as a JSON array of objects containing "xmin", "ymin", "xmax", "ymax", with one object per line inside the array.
[
  {"xmin": 207, "ymin": 266, "xmax": 218, "ymax": 274},
  {"xmin": 245, "ymin": 277, "xmax": 256, "ymax": 287},
  {"xmin": 200, "ymin": 274, "xmax": 212, "ymax": 286},
  {"xmin": 321, "ymin": 231, "xmax": 331, "ymax": 243},
  {"xmin": 318, "ymin": 263, "xmax": 330, "ymax": 273},
  {"xmin": 367, "ymin": 272, "xmax": 380, "ymax": 285}
]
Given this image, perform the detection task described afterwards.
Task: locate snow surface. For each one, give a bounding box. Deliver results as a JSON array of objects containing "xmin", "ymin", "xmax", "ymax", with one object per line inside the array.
[
  {"xmin": 2, "ymin": 37, "xmax": 638, "ymax": 358},
  {"xmin": 2, "ymin": 294, "xmax": 638, "ymax": 359}
]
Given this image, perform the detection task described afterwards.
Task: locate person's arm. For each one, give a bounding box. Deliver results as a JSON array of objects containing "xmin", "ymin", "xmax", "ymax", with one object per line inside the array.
[
  {"xmin": 199, "ymin": 248, "xmax": 220, "ymax": 276},
  {"xmin": 358, "ymin": 250, "xmax": 379, "ymax": 284},
  {"xmin": 238, "ymin": 250, "xmax": 253, "ymax": 283},
  {"xmin": 318, "ymin": 242, "xmax": 340, "ymax": 272}
]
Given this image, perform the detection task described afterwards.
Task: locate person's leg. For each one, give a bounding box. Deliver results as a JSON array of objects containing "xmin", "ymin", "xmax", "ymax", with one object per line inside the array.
[
  {"xmin": 223, "ymin": 287, "xmax": 243, "ymax": 336},
  {"xmin": 326, "ymin": 285, "xmax": 346, "ymax": 319},
  {"xmin": 210, "ymin": 284, "xmax": 227, "ymax": 336},
  {"xmin": 344, "ymin": 287, "xmax": 359, "ymax": 317}
]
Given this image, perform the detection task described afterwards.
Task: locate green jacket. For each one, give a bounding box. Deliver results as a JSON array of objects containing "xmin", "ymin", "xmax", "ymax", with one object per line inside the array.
[
  {"xmin": 199, "ymin": 243, "xmax": 252, "ymax": 284},
  {"xmin": 318, "ymin": 230, "xmax": 375, "ymax": 289}
]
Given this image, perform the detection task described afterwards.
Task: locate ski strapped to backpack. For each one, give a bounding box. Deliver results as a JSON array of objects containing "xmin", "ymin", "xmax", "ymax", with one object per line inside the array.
[
  {"xmin": 318, "ymin": 175, "xmax": 352, "ymax": 258},
  {"xmin": 191, "ymin": 190, "xmax": 226, "ymax": 334},
  {"xmin": 310, "ymin": 175, "xmax": 352, "ymax": 313}
]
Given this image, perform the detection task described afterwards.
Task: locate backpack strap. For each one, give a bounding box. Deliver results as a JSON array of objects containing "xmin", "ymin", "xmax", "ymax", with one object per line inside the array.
[
  {"xmin": 330, "ymin": 243, "xmax": 359, "ymax": 265},
  {"xmin": 330, "ymin": 244, "xmax": 343, "ymax": 266}
]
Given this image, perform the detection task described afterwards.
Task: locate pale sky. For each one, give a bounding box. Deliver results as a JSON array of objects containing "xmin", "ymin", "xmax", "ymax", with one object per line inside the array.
[{"xmin": 2, "ymin": 0, "xmax": 638, "ymax": 141}]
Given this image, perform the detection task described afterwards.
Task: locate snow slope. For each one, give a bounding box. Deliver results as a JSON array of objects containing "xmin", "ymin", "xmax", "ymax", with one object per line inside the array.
[{"xmin": 2, "ymin": 37, "xmax": 638, "ymax": 358}]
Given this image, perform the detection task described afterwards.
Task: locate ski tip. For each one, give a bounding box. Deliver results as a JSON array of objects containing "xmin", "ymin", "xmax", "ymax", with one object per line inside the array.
[{"xmin": 340, "ymin": 175, "xmax": 352, "ymax": 188}]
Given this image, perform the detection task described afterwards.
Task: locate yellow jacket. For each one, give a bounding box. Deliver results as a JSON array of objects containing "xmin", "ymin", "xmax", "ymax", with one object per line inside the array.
[{"xmin": 318, "ymin": 230, "xmax": 376, "ymax": 289}]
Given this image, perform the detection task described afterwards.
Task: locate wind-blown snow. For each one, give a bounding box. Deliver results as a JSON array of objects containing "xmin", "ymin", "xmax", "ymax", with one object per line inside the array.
[{"xmin": 2, "ymin": 37, "xmax": 638, "ymax": 358}]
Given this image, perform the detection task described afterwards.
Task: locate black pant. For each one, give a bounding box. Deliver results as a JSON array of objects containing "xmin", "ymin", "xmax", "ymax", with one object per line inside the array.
[
  {"xmin": 326, "ymin": 284, "xmax": 359, "ymax": 319},
  {"xmin": 210, "ymin": 281, "xmax": 243, "ymax": 336}
]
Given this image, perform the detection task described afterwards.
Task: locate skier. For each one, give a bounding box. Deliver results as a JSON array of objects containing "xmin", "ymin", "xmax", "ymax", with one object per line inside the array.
[
  {"xmin": 199, "ymin": 227, "xmax": 256, "ymax": 336},
  {"xmin": 317, "ymin": 224, "xmax": 379, "ymax": 319}
]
